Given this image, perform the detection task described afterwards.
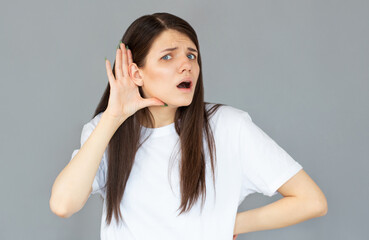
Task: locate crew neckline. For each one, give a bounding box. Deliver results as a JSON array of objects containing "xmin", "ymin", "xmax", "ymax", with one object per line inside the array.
[{"xmin": 140, "ymin": 122, "xmax": 176, "ymax": 138}]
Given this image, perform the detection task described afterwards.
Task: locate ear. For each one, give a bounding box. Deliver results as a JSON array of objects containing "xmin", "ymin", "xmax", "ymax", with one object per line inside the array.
[{"xmin": 129, "ymin": 63, "xmax": 144, "ymax": 86}]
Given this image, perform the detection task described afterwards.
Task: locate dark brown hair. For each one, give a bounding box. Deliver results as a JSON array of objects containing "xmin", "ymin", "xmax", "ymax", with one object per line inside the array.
[{"xmin": 92, "ymin": 12, "xmax": 225, "ymax": 226}]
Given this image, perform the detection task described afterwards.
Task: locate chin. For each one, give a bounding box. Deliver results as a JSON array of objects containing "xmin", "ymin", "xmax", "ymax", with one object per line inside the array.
[
  {"xmin": 170, "ymin": 99, "xmax": 193, "ymax": 107},
  {"xmin": 180, "ymin": 100, "xmax": 194, "ymax": 107}
]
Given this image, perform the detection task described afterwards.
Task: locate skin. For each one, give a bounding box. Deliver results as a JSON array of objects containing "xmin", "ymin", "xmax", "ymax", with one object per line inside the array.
[{"xmin": 128, "ymin": 29, "xmax": 200, "ymax": 128}]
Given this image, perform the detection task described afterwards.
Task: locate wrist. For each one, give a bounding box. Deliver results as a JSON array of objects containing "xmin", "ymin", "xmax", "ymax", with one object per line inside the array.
[{"xmin": 101, "ymin": 110, "xmax": 127, "ymax": 129}]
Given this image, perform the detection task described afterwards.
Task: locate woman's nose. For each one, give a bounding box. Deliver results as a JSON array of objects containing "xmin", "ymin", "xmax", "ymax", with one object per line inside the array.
[{"xmin": 179, "ymin": 55, "xmax": 192, "ymax": 72}]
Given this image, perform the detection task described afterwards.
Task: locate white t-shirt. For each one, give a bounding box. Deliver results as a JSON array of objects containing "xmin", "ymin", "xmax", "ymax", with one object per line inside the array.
[{"xmin": 70, "ymin": 103, "xmax": 303, "ymax": 239}]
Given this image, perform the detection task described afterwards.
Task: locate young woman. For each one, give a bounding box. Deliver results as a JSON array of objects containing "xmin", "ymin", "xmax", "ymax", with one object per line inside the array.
[{"xmin": 50, "ymin": 12, "xmax": 327, "ymax": 240}]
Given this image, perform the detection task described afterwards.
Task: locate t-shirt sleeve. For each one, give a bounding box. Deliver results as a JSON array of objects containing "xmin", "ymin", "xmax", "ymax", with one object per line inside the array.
[
  {"xmin": 238, "ymin": 111, "xmax": 303, "ymax": 197},
  {"xmin": 69, "ymin": 113, "xmax": 107, "ymax": 198}
]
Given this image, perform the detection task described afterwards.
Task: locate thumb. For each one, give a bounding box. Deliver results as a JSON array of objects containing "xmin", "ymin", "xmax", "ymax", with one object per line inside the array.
[{"xmin": 141, "ymin": 98, "xmax": 165, "ymax": 108}]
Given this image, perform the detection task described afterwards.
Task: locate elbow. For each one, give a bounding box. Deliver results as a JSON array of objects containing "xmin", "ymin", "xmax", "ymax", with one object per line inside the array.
[
  {"xmin": 301, "ymin": 195, "xmax": 328, "ymax": 217},
  {"xmin": 318, "ymin": 198, "xmax": 328, "ymax": 216},
  {"xmin": 49, "ymin": 197, "xmax": 73, "ymax": 218},
  {"xmin": 313, "ymin": 195, "xmax": 328, "ymax": 217},
  {"xmin": 53, "ymin": 210, "xmax": 70, "ymax": 219}
]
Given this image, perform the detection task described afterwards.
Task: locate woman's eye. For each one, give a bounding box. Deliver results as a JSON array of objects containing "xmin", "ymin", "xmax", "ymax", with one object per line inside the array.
[
  {"xmin": 188, "ymin": 54, "xmax": 197, "ymax": 60},
  {"xmin": 162, "ymin": 54, "xmax": 172, "ymax": 60}
]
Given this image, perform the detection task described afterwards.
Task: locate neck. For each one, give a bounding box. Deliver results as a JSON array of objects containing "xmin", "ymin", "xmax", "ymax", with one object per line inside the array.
[{"xmin": 141, "ymin": 105, "xmax": 177, "ymax": 128}]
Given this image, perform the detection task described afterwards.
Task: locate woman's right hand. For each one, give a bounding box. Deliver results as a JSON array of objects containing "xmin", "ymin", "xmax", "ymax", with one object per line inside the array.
[{"xmin": 104, "ymin": 42, "xmax": 165, "ymax": 123}]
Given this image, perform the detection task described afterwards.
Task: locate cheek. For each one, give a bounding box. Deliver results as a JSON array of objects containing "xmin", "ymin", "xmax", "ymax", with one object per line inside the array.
[
  {"xmin": 194, "ymin": 66, "xmax": 200, "ymax": 81},
  {"xmin": 149, "ymin": 67, "xmax": 175, "ymax": 85},
  {"xmin": 143, "ymin": 74, "xmax": 173, "ymax": 97}
]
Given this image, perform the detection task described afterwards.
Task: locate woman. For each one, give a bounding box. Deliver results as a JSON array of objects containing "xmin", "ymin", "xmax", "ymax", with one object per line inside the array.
[{"xmin": 50, "ymin": 12, "xmax": 327, "ymax": 240}]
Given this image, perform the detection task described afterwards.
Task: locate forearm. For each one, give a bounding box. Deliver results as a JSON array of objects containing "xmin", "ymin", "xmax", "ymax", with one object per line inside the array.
[
  {"xmin": 233, "ymin": 196, "xmax": 326, "ymax": 234},
  {"xmin": 50, "ymin": 112, "xmax": 124, "ymax": 217}
]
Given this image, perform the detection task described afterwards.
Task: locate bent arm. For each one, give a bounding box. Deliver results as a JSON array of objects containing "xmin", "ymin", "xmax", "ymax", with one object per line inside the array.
[
  {"xmin": 49, "ymin": 112, "xmax": 124, "ymax": 218},
  {"xmin": 234, "ymin": 169, "xmax": 328, "ymax": 234}
]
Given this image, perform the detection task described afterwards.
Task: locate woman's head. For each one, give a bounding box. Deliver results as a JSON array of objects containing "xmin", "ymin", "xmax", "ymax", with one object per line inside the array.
[
  {"xmin": 117, "ymin": 12, "xmax": 203, "ymax": 112},
  {"xmin": 129, "ymin": 29, "xmax": 200, "ymax": 107}
]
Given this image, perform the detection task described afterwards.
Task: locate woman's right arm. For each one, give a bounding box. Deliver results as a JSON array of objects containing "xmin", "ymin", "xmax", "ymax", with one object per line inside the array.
[
  {"xmin": 49, "ymin": 112, "xmax": 125, "ymax": 218},
  {"xmin": 50, "ymin": 42, "xmax": 165, "ymax": 218}
]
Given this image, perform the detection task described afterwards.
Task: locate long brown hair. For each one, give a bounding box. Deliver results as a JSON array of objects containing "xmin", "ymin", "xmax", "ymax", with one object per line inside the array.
[{"xmin": 92, "ymin": 12, "xmax": 225, "ymax": 226}]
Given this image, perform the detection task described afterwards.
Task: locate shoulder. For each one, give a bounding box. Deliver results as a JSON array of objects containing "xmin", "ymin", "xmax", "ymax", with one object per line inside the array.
[
  {"xmin": 205, "ymin": 102, "xmax": 252, "ymax": 124},
  {"xmin": 204, "ymin": 103, "xmax": 253, "ymax": 137}
]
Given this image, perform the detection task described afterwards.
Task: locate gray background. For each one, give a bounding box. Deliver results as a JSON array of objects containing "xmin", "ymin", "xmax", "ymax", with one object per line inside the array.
[{"xmin": 0, "ymin": 0, "xmax": 367, "ymax": 239}]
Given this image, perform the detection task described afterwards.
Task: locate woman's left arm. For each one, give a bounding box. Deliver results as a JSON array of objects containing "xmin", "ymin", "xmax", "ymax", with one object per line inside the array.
[{"xmin": 233, "ymin": 169, "xmax": 328, "ymax": 235}]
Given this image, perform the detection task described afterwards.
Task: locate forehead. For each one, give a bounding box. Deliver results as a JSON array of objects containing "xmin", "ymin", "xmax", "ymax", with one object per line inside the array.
[{"xmin": 150, "ymin": 29, "xmax": 196, "ymax": 52}]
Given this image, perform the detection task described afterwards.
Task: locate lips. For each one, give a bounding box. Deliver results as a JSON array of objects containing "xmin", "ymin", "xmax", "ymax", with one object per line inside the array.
[{"xmin": 176, "ymin": 77, "xmax": 193, "ymax": 89}]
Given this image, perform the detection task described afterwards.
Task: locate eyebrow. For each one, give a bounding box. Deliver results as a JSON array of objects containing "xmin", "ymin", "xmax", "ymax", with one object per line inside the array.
[{"xmin": 160, "ymin": 47, "xmax": 198, "ymax": 53}]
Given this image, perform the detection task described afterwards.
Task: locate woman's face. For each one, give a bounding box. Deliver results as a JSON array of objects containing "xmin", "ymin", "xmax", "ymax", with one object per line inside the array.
[{"xmin": 137, "ymin": 29, "xmax": 200, "ymax": 107}]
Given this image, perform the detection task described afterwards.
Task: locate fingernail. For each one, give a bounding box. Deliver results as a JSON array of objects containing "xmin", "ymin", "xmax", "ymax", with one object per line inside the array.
[
  {"xmin": 117, "ymin": 43, "xmax": 120, "ymax": 49},
  {"xmin": 125, "ymin": 44, "xmax": 129, "ymax": 49},
  {"xmin": 105, "ymin": 57, "xmax": 107, "ymax": 61},
  {"xmin": 163, "ymin": 103, "xmax": 168, "ymax": 107}
]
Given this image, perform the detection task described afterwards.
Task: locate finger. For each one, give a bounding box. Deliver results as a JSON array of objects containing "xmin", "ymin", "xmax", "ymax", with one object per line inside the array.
[
  {"xmin": 120, "ymin": 43, "xmax": 128, "ymax": 77},
  {"xmin": 127, "ymin": 49, "xmax": 133, "ymax": 78},
  {"xmin": 115, "ymin": 48, "xmax": 123, "ymax": 80},
  {"xmin": 127, "ymin": 49, "xmax": 133, "ymax": 66},
  {"xmin": 105, "ymin": 59, "xmax": 115, "ymax": 86}
]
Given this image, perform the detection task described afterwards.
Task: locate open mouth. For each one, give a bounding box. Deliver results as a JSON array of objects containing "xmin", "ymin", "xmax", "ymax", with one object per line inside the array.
[{"xmin": 177, "ymin": 81, "xmax": 192, "ymax": 89}]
